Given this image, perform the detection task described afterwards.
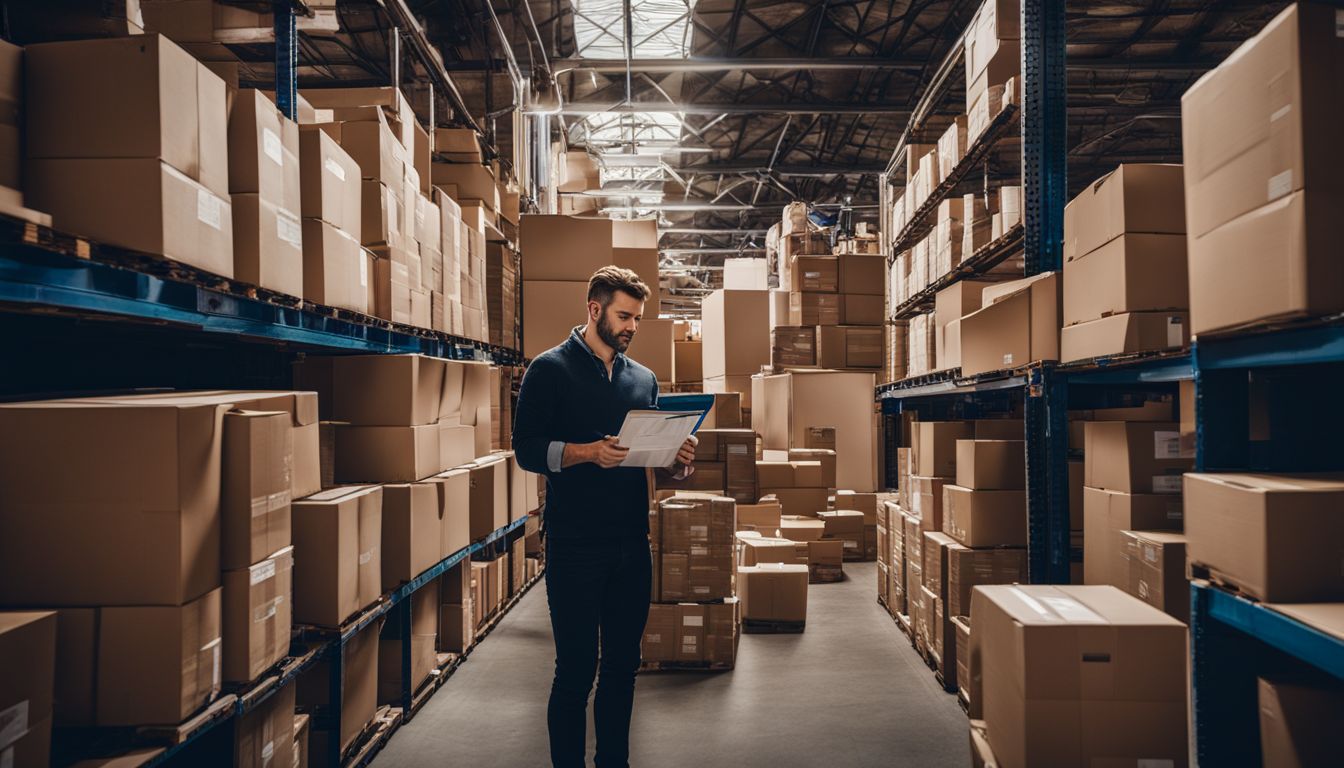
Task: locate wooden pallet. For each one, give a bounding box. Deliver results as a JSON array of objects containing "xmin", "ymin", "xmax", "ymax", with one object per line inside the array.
[
  {"xmin": 743, "ymin": 618, "xmax": 805, "ymax": 634},
  {"xmin": 134, "ymin": 694, "xmax": 238, "ymax": 746},
  {"xmin": 343, "ymin": 705, "xmax": 402, "ymax": 768},
  {"xmin": 473, "ymin": 571, "xmax": 544, "ymax": 642},
  {"xmin": 1187, "ymin": 561, "xmax": 1259, "ymax": 601},
  {"xmin": 638, "ymin": 660, "xmax": 735, "ymax": 673},
  {"xmin": 810, "ymin": 565, "xmax": 844, "ymax": 584}
]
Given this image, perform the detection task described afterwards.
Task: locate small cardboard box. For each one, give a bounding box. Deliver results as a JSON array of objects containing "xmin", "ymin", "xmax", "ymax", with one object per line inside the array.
[
  {"xmin": 1083, "ymin": 421, "xmax": 1190, "ymax": 494},
  {"xmin": 291, "ymin": 485, "xmax": 383, "ymax": 627},
  {"xmin": 0, "ymin": 611, "xmax": 55, "ymax": 766},
  {"xmin": 336, "ymin": 424, "xmax": 441, "ymax": 483},
  {"xmin": 1119, "ymin": 530, "xmax": 1189, "ymax": 623},
  {"xmin": 954, "ymin": 439, "xmax": 1024, "ymax": 490},
  {"xmin": 380, "ymin": 482, "xmax": 442, "ymax": 590},
  {"xmin": 942, "ymin": 485, "xmax": 1026, "ymax": 548},
  {"xmin": 959, "ymin": 272, "xmax": 1060, "ymax": 376},
  {"xmin": 1083, "ymin": 487, "xmax": 1183, "ymax": 587},
  {"xmin": 739, "ymin": 563, "xmax": 809, "ymax": 623},
  {"xmin": 222, "ymin": 546, "xmax": 293, "ymax": 684}
]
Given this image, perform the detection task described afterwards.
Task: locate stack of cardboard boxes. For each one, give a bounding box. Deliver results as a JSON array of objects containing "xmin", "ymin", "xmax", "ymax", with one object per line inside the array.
[
  {"xmin": 963, "ymin": 0, "xmax": 1017, "ymax": 143},
  {"xmin": 702, "ymin": 288, "xmax": 770, "ymax": 406},
  {"xmin": 776, "ymin": 250, "xmax": 885, "ymax": 371},
  {"xmin": 672, "ymin": 323, "xmax": 703, "ymax": 391},
  {"xmin": 643, "ymin": 495, "xmax": 740, "ymax": 667},
  {"xmin": 299, "ymin": 117, "xmax": 366, "ymax": 314},
  {"xmin": 227, "ymin": 89, "xmax": 303, "ymax": 297},
  {"xmin": 674, "ymin": 428, "xmax": 758, "ymax": 505},
  {"xmin": 1061, "ymin": 164, "xmax": 1189, "ymax": 363},
  {"xmin": 754, "ymin": 370, "xmax": 879, "ymax": 493}
]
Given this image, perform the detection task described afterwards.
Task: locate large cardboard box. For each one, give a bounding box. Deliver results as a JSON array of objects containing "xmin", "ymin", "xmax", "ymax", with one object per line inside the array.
[
  {"xmin": 234, "ymin": 676, "xmax": 296, "ymax": 768},
  {"xmin": 942, "ymin": 485, "xmax": 1026, "ymax": 548},
  {"xmin": 1181, "ymin": 4, "xmax": 1344, "ymax": 333},
  {"xmin": 817, "ymin": 509, "xmax": 865, "ymax": 560},
  {"xmin": 381, "ymin": 483, "xmax": 441, "ymax": 590},
  {"xmin": 222, "ymin": 546, "xmax": 293, "ymax": 684},
  {"xmin": 1258, "ymin": 676, "xmax": 1344, "ymax": 768},
  {"xmin": 970, "ymin": 585, "xmax": 1187, "ymax": 768},
  {"xmin": 1119, "ymin": 530, "xmax": 1189, "ymax": 623},
  {"xmin": 518, "ymin": 214, "xmax": 611, "ymax": 277},
  {"xmin": 96, "ymin": 587, "xmax": 223, "ymax": 726},
  {"xmin": 756, "ymin": 370, "xmax": 877, "ymax": 491},
  {"xmin": 629, "ymin": 318, "xmax": 675, "ymax": 383},
  {"xmin": 789, "ymin": 255, "xmax": 838, "ymax": 292},
  {"xmin": 916, "ymin": 421, "xmax": 975, "ymax": 477},
  {"xmin": 222, "ymin": 410, "xmax": 294, "ymax": 571},
  {"xmin": 233, "ymin": 193, "xmax": 304, "ymax": 296},
  {"xmin": 301, "ymin": 218, "xmax": 368, "ymax": 313},
  {"xmin": 702, "ymin": 289, "xmax": 770, "ymax": 379},
  {"xmin": 0, "ymin": 399, "xmax": 229, "ymax": 606},
  {"xmin": 673, "ymin": 341, "xmax": 703, "ymax": 383},
  {"xmin": 960, "ymin": 271, "xmax": 1060, "ymax": 376},
  {"xmin": 468, "ymin": 455, "xmax": 509, "ymax": 542},
  {"xmin": 946, "ymin": 546, "xmax": 1027, "ymax": 617},
  {"xmin": 291, "ymin": 485, "xmax": 383, "ymax": 627},
  {"xmin": 955, "ymin": 439, "xmax": 1024, "ymax": 490},
  {"xmin": 738, "ymin": 563, "xmax": 808, "ymax": 623},
  {"xmin": 330, "ymin": 354, "xmax": 446, "ymax": 427},
  {"xmin": 299, "ymin": 127, "xmax": 361, "ymax": 237},
  {"xmin": 1061, "ymin": 311, "xmax": 1190, "ymax": 363},
  {"xmin": 1082, "ymin": 487, "xmax": 1183, "ymax": 587},
  {"xmin": 838, "ymin": 253, "xmax": 885, "ymax": 295},
  {"xmin": 1183, "ymin": 472, "xmax": 1344, "ymax": 602},
  {"xmin": 1062, "ymin": 164, "xmax": 1185, "ymax": 262},
  {"xmin": 1063, "ymin": 233, "xmax": 1187, "ymax": 326},
  {"xmin": 0, "ymin": 611, "xmax": 55, "ymax": 767},
  {"xmin": 27, "ymin": 157, "xmax": 234, "ymax": 276},
  {"xmin": 228, "ymin": 89, "xmax": 300, "ymax": 208},
  {"xmin": 25, "ymin": 34, "xmax": 228, "ymax": 196},
  {"xmin": 521, "ymin": 280, "xmax": 586, "ymax": 359},
  {"xmin": 815, "ymin": 325, "xmax": 883, "ymax": 369},
  {"xmin": 336, "ymin": 424, "xmax": 440, "ymax": 483},
  {"xmin": 1083, "ymin": 421, "xmax": 1190, "ymax": 494},
  {"xmin": 427, "ymin": 468, "xmax": 471, "ymax": 559}
]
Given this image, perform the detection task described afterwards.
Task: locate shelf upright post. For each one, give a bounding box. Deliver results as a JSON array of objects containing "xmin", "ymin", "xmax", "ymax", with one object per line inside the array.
[
  {"xmin": 397, "ymin": 596, "xmax": 415, "ymax": 715},
  {"xmin": 1020, "ymin": 0, "xmax": 1068, "ymax": 583},
  {"xmin": 1189, "ymin": 584, "xmax": 1263, "ymax": 764},
  {"xmin": 272, "ymin": 1, "xmax": 298, "ymax": 120},
  {"xmin": 326, "ymin": 638, "xmax": 345, "ymax": 766}
]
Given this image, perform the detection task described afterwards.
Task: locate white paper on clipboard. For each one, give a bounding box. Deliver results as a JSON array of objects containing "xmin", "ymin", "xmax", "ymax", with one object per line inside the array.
[{"xmin": 615, "ymin": 409, "xmax": 700, "ymax": 467}]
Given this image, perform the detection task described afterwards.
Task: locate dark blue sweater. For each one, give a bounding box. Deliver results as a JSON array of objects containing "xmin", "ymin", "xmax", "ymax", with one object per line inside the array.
[{"xmin": 512, "ymin": 327, "xmax": 658, "ymax": 539}]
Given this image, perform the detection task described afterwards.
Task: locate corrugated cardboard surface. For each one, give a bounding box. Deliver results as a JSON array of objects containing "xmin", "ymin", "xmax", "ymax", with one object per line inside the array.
[
  {"xmin": 1062, "ymin": 233, "xmax": 1188, "ymax": 326},
  {"xmin": 1082, "ymin": 487, "xmax": 1182, "ymax": 588},
  {"xmin": 223, "ymin": 547, "xmax": 293, "ymax": 684},
  {"xmin": 1062, "ymin": 164, "xmax": 1185, "ymax": 262},
  {"xmin": 291, "ymin": 485, "xmax": 382, "ymax": 627},
  {"xmin": 702, "ymin": 289, "xmax": 771, "ymax": 378},
  {"xmin": 1061, "ymin": 311, "xmax": 1190, "ymax": 363}
]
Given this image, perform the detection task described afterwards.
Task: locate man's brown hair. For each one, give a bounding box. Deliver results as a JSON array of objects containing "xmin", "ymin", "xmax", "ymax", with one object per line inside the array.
[{"xmin": 587, "ymin": 265, "xmax": 650, "ymax": 308}]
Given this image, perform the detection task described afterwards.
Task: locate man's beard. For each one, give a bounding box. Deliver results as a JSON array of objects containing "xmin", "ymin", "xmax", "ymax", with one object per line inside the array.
[{"xmin": 597, "ymin": 311, "xmax": 634, "ymax": 352}]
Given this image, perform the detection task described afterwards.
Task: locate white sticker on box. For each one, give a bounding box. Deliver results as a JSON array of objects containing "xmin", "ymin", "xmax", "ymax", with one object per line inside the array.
[
  {"xmin": 683, "ymin": 614, "xmax": 703, "ymax": 627},
  {"xmin": 1040, "ymin": 595, "xmax": 1105, "ymax": 624},
  {"xmin": 1268, "ymin": 169, "xmax": 1293, "ymax": 201},
  {"xmin": 324, "ymin": 157, "xmax": 346, "ymax": 181},
  {"xmin": 843, "ymin": 541, "xmax": 858, "ymax": 549},
  {"xmin": 1152, "ymin": 475, "xmax": 1183, "ymax": 494},
  {"xmin": 203, "ymin": 637, "xmax": 223, "ymax": 692},
  {"xmin": 277, "ymin": 211, "xmax": 303, "ymax": 247},
  {"xmin": 263, "ymin": 128, "xmax": 284, "ymax": 165},
  {"xmin": 261, "ymin": 740, "xmax": 275, "ymax": 767},
  {"xmin": 0, "ymin": 700, "xmax": 28, "ymax": 751},
  {"xmin": 693, "ymin": 586, "xmax": 709, "ymax": 594},
  {"xmin": 1002, "ymin": 353, "xmax": 1014, "ymax": 366},
  {"xmin": 727, "ymin": 444, "xmax": 748, "ymax": 455},
  {"xmin": 1166, "ymin": 316, "xmax": 1184, "ymax": 348},
  {"xmin": 197, "ymin": 189, "xmax": 223, "ymax": 230},
  {"xmin": 690, "ymin": 525, "xmax": 708, "ymax": 536},
  {"xmin": 1153, "ymin": 431, "xmax": 1181, "ymax": 459},
  {"xmin": 251, "ymin": 559, "xmax": 277, "ymax": 585},
  {"xmin": 691, "ymin": 546, "xmax": 708, "ymax": 556},
  {"xmin": 804, "ymin": 271, "xmax": 821, "ymax": 279},
  {"xmin": 645, "ymin": 633, "xmax": 662, "ymax": 643},
  {"xmin": 359, "ymin": 255, "xmax": 369, "ymax": 288},
  {"xmin": 359, "ymin": 550, "xmax": 372, "ymax": 566}
]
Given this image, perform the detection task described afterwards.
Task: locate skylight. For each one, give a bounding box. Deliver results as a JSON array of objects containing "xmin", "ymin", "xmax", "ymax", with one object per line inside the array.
[{"xmin": 571, "ymin": 0, "xmax": 697, "ymax": 59}]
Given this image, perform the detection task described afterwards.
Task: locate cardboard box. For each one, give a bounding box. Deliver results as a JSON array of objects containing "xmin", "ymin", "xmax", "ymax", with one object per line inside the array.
[
  {"xmin": 760, "ymin": 487, "xmax": 829, "ymax": 518},
  {"xmin": 27, "ymin": 158, "xmax": 234, "ymax": 277},
  {"xmin": 331, "ymin": 354, "xmax": 446, "ymax": 427},
  {"xmin": 922, "ymin": 530, "xmax": 959, "ymax": 597},
  {"xmin": 336, "ymin": 424, "xmax": 440, "ymax": 483},
  {"xmin": 233, "ymin": 193, "xmax": 304, "ymax": 296},
  {"xmin": 835, "ymin": 490, "xmax": 879, "ymax": 524},
  {"xmin": 25, "ymin": 34, "xmax": 228, "ymax": 196},
  {"xmin": 0, "ymin": 611, "xmax": 55, "ymax": 767},
  {"xmin": 521, "ymin": 280, "xmax": 586, "ymax": 359},
  {"xmin": 817, "ymin": 509, "xmax": 865, "ymax": 560},
  {"xmin": 1063, "ymin": 233, "xmax": 1188, "ymax": 326},
  {"xmin": 96, "ymin": 587, "xmax": 223, "ymax": 726},
  {"xmin": 970, "ymin": 584, "xmax": 1187, "ymax": 767},
  {"xmin": 629, "ymin": 318, "xmax": 675, "ymax": 383},
  {"xmin": 0, "ymin": 399, "xmax": 230, "ymax": 606},
  {"xmin": 816, "ymin": 326, "xmax": 883, "ymax": 369},
  {"xmin": 1082, "ymin": 487, "xmax": 1183, "ymax": 588},
  {"xmin": 756, "ymin": 370, "xmax": 878, "ymax": 491},
  {"xmin": 1083, "ymin": 421, "xmax": 1190, "ymax": 494},
  {"xmin": 942, "ymin": 485, "xmax": 1026, "ymax": 548},
  {"xmin": 228, "ymin": 89, "xmax": 300, "ymax": 208},
  {"xmin": 222, "ymin": 546, "xmax": 293, "ymax": 684},
  {"xmin": 955, "ymin": 439, "xmax": 1024, "ymax": 490},
  {"xmin": 291, "ymin": 485, "xmax": 383, "ymax": 627},
  {"xmin": 221, "ymin": 410, "xmax": 293, "ymax": 571},
  {"xmin": 299, "ymin": 616, "xmax": 379, "ymax": 763},
  {"xmin": 789, "ymin": 255, "xmax": 838, "ymax": 292},
  {"xmin": 673, "ymin": 341, "xmax": 703, "ymax": 383},
  {"xmin": 1258, "ymin": 676, "xmax": 1344, "ymax": 768},
  {"xmin": 739, "ymin": 563, "xmax": 809, "ymax": 623},
  {"xmin": 701, "ymin": 392, "xmax": 743, "ymax": 430},
  {"xmin": 959, "ymin": 271, "xmax": 1060, "ymax": 376},
  {"xmin": 911, "ymin": 475, "xmax": 952, "ymax": 535},
  {"xmin": 702, "ymin": 289, "xmax": 771, "ymax": 379},
  {"xmin": 468, "ymin": 455, "xmax": 509, "ymax": 542},
  {"xmin": 1119, "ymin": 530, "xmax": 1189, "ymax": 623},
  {"xmin": 1181, "ymin": 4, "xmax": 1344, "ymax": 332},
  {"xmin": 839, "ymin": 293, "xmax": 885, "ymax": 325},
  {"xmin": 234, "ymin": 676, "xmax": 295, "ymax": 768},
  {"xmin": 1062, "ymin": 164, "xmax": 1185, "ymax": 262},
  {"xmin": 946, "ymin": 546, "xmax": 1027, "ymax": 617},
  {"xmin": 381, "ymin": 482, "xmax": 441, "ymax": 590},
  {"xmin": 1061, "ymin": 311, "xmax": 1190, "ymax": 363},
  {"xmin": 301, "ymin": 218, "xmax": 368, "ymax": 313},
  {"xmin": 1183, "ymin": 472, "xmax": 1344, "ymax": 602},
  {"xmin": 788, "ymin": 448, "xmax": 836, "ymax": 489},
  {"xmin": 916, "ymin": 421, "xmax": 974, "ymax": 477},
  {"xmin": 771, "ymin": 325, "xmax": 817, "ymax": 368},
  {"xmin": 299, "ymin": 127, "xmax": 361, "ymax": 237},
  {"xmin": 788, "ymin": 291, "xmax": 839, "ymax": 326},
  {"xmin": 736, "ymin": 501, "xmax": 782, "ymax": 534},
  {"xmin": 778, "ymin": 515, "xmax": 826, "ymax": 542}
]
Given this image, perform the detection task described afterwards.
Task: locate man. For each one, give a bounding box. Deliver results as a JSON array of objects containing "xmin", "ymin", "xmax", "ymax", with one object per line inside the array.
[{"xmin": 513, "ymin": 266, "xmax": 696, "ymax": 768}]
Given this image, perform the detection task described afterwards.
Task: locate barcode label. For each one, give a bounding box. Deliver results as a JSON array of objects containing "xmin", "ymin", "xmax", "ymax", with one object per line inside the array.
[{"xmin": 1153, "ymin": 431, "xmax": 1181, "ymax": 459}]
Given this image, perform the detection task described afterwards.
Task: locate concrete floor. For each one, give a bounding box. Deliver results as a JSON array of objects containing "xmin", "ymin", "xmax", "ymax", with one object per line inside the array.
[{"xmin": 375, "ymin": 562, "xmax": 970, "ymax": 767}]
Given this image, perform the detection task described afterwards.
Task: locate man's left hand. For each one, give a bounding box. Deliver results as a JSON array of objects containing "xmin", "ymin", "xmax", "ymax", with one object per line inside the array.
[{"xmin": 675, "ymin": 435, "xmax": 697, "ymax": 467}]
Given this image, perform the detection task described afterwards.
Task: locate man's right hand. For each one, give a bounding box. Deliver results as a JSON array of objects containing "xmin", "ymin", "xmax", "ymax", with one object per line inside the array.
[{"xmin": 562, "ymin": 436, "xmax": 630, "ymax": 469}]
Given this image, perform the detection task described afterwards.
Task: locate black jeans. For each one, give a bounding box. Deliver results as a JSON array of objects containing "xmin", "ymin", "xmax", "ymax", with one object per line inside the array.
[{"xmin": 545, "ymin": 534, "xmax": 652, "ymax": 768}]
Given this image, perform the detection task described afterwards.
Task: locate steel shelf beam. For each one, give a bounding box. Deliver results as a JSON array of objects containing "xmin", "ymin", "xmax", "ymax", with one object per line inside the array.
[
  {"xmin": 876, "ymin": 368, "xmax": 1029, "ymax": 401},
  {"xmin": 1195, "ymin": 316, "xmax": 1344, "ymax": 370},
  {"xmin": 889, "ymin": 224, "xmax": 1023, "ymax": 320},
  {"xmin": 1058, "ymin": 350, "xmax": 1193, "ymax": 384}
]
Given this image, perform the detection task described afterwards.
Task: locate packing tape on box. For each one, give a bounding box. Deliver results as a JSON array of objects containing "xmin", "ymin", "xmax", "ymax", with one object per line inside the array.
[
  {"xmin": 261, "ymin": 740, "xmax": 275, "ymax": 765},
  {"xmin": 255, "ymin": 595, "xmax": 284, "ymax": 624},
  {"xmin": 203, "ymin": 636, "xmax": 223, "ymax": 692},
  {"xmin": 324, "ymin": 157, "xmax": 346, "ymax": 181},
  {"xmin": 278, "ymin": 210, "xmax": 303, "ymax": 248},
  {"xmin": 682, "ymin": 614, "xmax": 703, "ymax": 627},
  {"xmin": 197, "ymin": 190, "xmax": 223, "ymax": 230},
  {"xmin": 263, "ymin": 128, "xmax": 284, "ymax": 165},
  {"xmin": 251, "ymin": 490, "xmax": 292, "ymax": 519}
]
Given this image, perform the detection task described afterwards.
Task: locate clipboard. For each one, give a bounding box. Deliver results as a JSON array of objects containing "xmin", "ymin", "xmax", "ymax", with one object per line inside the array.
[{"xmin": 654, "ymin": 393, "xmax": 716, "ymax": 433}]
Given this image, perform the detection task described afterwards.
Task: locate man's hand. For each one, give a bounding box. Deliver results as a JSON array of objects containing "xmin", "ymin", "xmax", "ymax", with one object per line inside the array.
[
  {"xmin": 563, "ymin": 436, "xmax": 629, "ymax": 469},
  {"xmin": 674, "ymin": 435, "xmax": 697, "ymax": 467}
]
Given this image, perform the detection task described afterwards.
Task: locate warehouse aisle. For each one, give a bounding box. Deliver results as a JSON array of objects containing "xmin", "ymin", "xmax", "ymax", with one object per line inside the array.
[{"xmin": 376, "ymin": 562, "xmax": 969, "ymax": 767}]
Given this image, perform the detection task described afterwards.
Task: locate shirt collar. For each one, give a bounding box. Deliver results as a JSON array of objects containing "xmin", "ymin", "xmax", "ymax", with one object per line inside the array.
[{"xmin": 569, "ymin": 325, "xmax": 625, "ymax": 375}]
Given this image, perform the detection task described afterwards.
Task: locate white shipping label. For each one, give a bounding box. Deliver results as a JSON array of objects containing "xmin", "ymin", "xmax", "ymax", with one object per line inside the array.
[
  {"xmin": 727, "ymin": 444, "xmax": 748, "ymax": 455},
  {"xmin": 691, "ymin": 546, "xmax": 708, "ymax": 556},
  {"xmin": 324, "ymin": 157, "xmax": 346, "ymax": 181},
  {"xmin": 1002, "ymin": 353, "xmax": 1015, "ymax": 366},
  {"xmin": 1153, "ymin": 431, "xmax": 1182, "ymax": 459},
  {"xmin": 683, "ymin": 614, "xmax": 703, "ymax": 627},
  {"xmin": 0, "ymin": 700, "xmax": 28, "ymax": 751},
  {"xmin": 277, "ymin": 212, "xmax": 303, "ymax": 247},
  {"xmin": 197, "ymin": 189, "xmax": 223, "ymax": 230},
  {"xmin": 359, "ymin": 255, "xmax": 368, "ymax": 288},
  {"xmin": 1152, "ymin": 475, "xmax": 1183, "ymax": 494},
  {"xmin": 843, "ymin": 541, "xmax": 858, "ymax": 549},
  {"xmin": 1166, "ymin": 316, "xmax": 1184, "ymax": 348},
  {"xmin": 263, "ymin": 128, "xmax": 284, "ymax": 165},
  {"xmin": 693, "ymin": 586, "xmax": 709, "ymax": 594},
  {"xmin": 359, "ymin": 551, "xmax": 372, "ymax": 566},
  {"xmin": 251, "ymin": 559, "xmax": 277, "ymax": 585},
  {"xmin": 1166, "ymin": 502, "xmax": 1183, "ymax": 521},
  {"xmin": 804, "ymin": 271, "xmax": 821, "ymax": 279},
  {"xmin": 690, "ymin": 525, "xmax": 708, "ymax": 536},
  {"xmin": 1267, "ymin": 169, "xmax": 1293, "ymax": 201},
  {"xmin": 645, "ymin": 633, "xmax": 662, "ymax": 643}
]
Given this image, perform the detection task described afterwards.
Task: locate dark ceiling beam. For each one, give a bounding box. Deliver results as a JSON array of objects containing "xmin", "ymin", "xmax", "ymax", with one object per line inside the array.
[
  {"xmin": 550, "ymin": 57, "xmax": 926, "ymax": 72},
  {"xmin": 551, "ymin": 102, "xmax": 913, "ymax": 115},
  {"xmin": 668, "ymin": 163, "xmax": 883, "ymax": 176}
]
